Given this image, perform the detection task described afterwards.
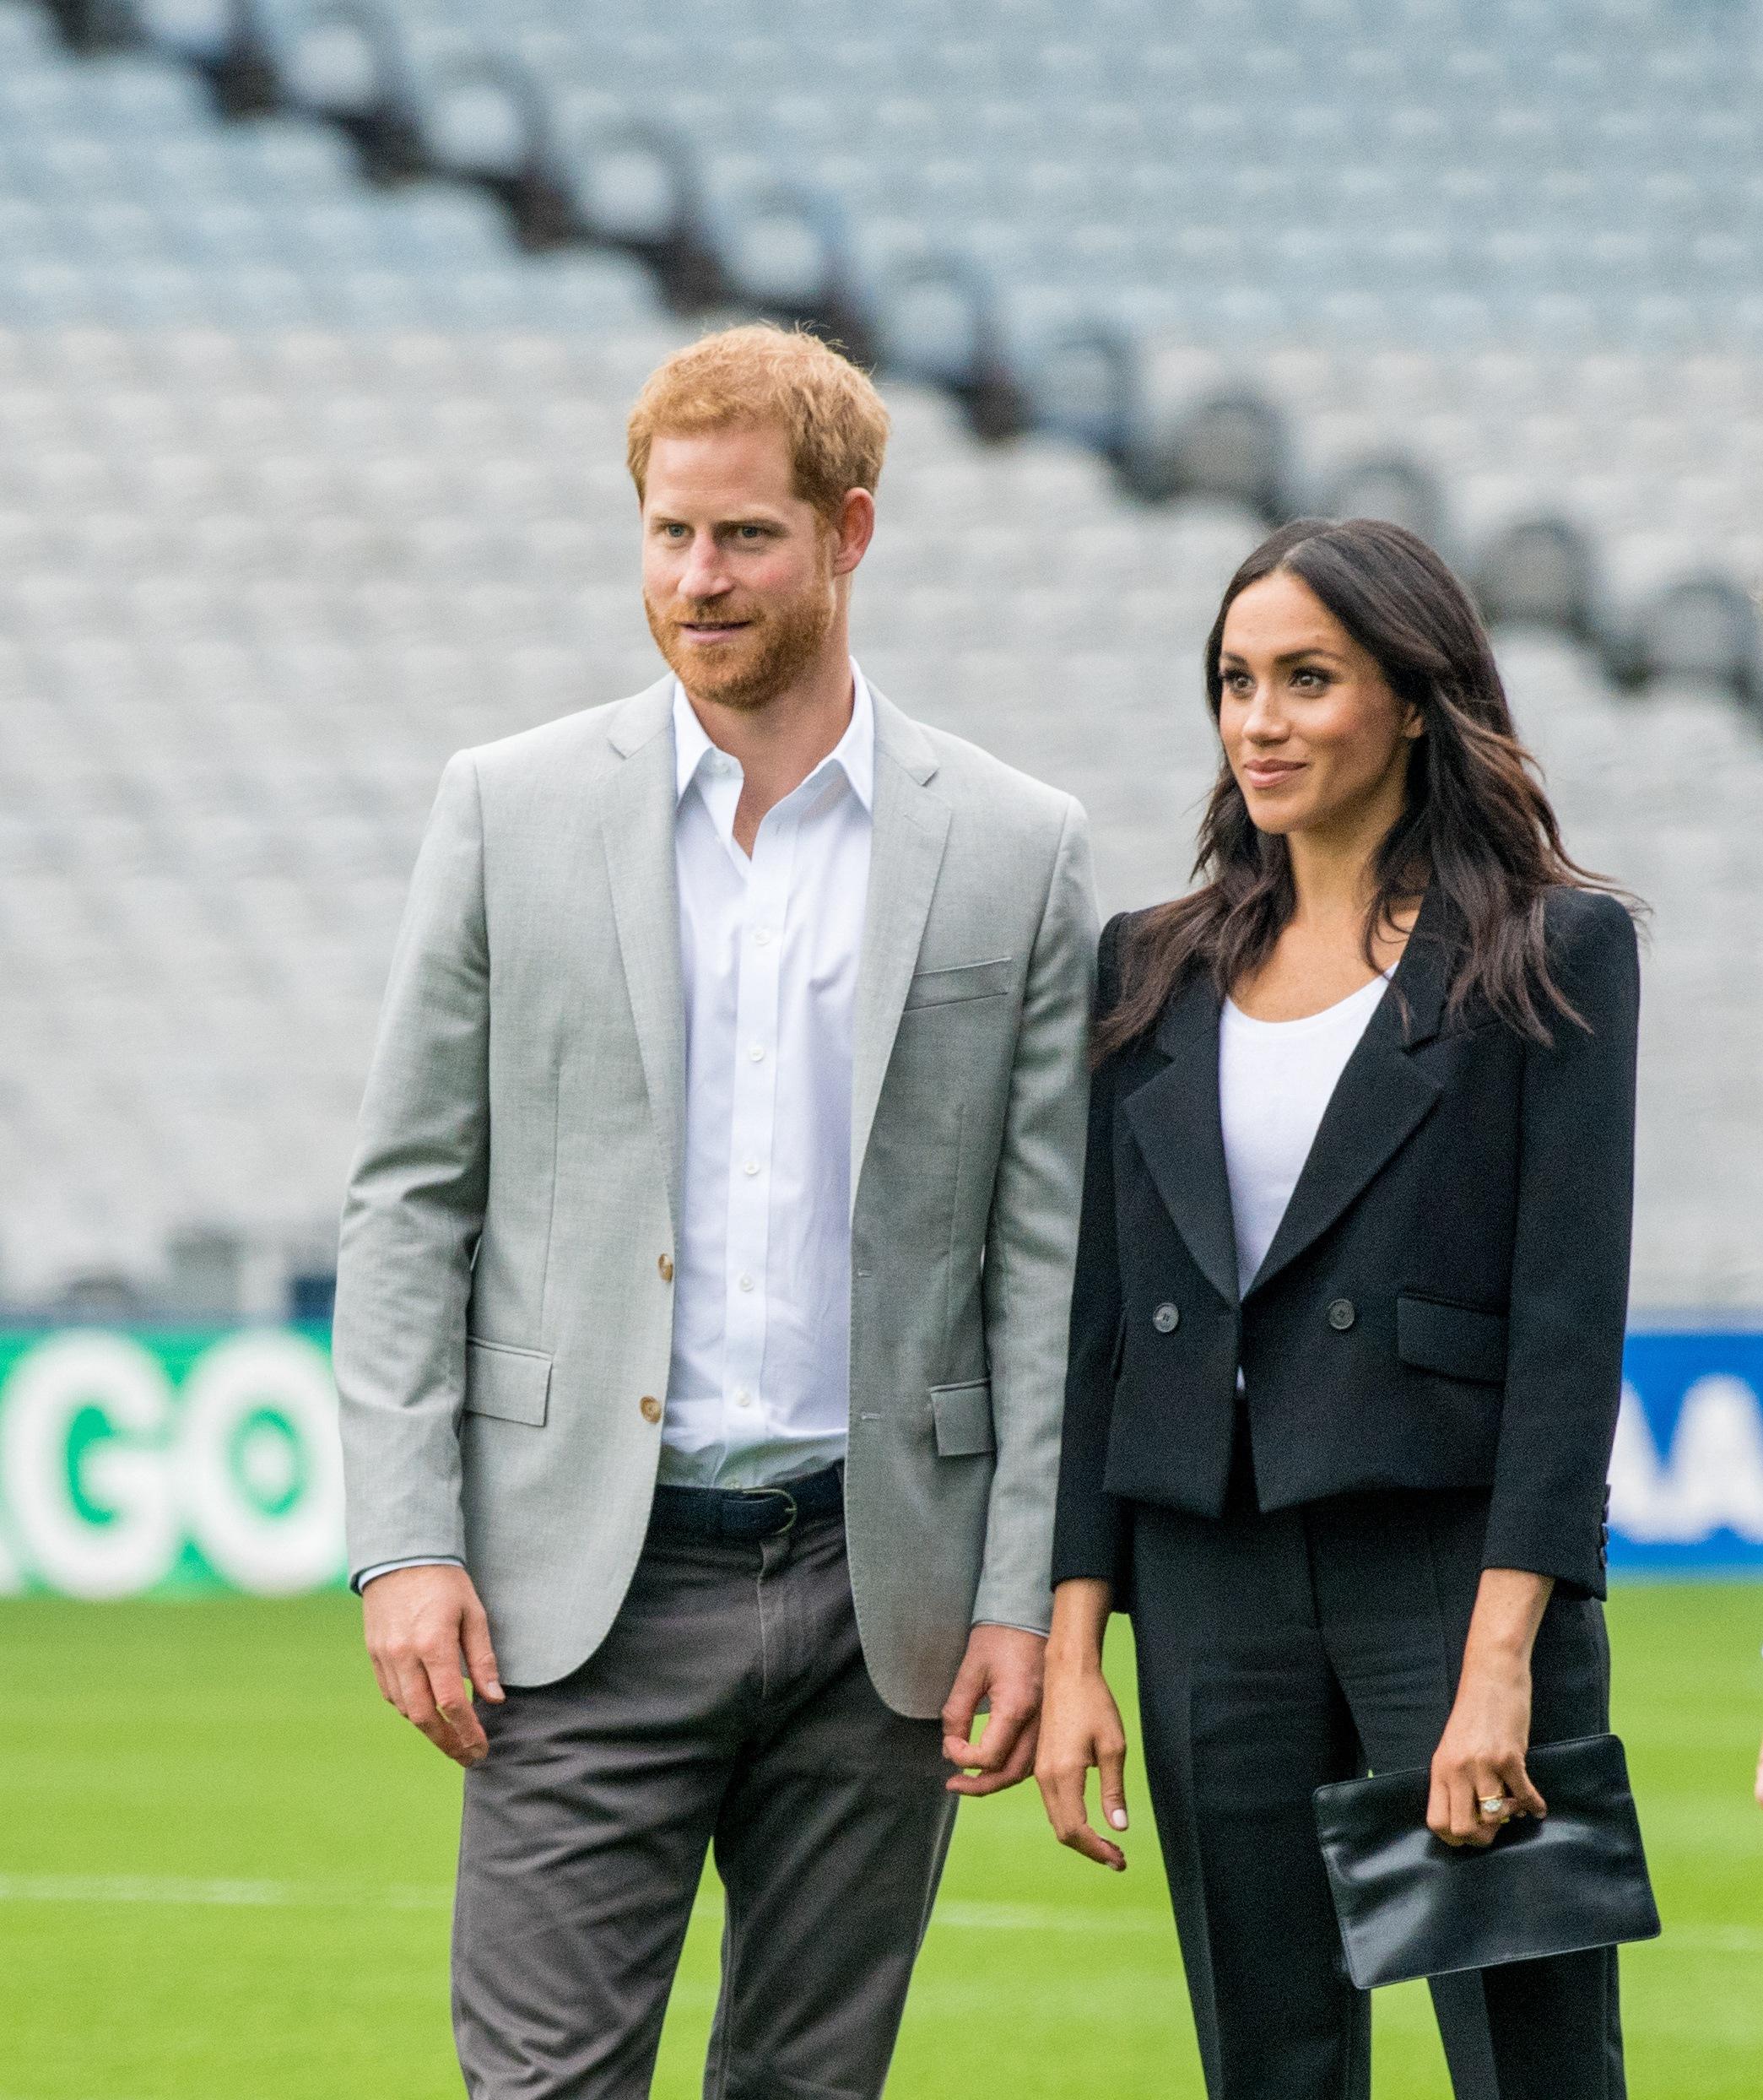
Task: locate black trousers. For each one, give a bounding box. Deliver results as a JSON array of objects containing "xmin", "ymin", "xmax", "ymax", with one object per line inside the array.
[{"xmin": 1128, "ymin": 1479, "xmax": 1625, "ymax": 2100}]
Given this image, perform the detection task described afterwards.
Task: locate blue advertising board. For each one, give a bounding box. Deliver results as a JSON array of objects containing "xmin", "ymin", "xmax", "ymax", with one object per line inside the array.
[{"xmin": 1610, "ymin": 1330, "xmax": 1763, "ymax": 1573}]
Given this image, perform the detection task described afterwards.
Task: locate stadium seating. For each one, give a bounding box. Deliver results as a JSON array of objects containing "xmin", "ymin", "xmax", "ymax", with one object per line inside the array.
[
  {"xmin": 0, "ymin": 0, "xmax": 1759, "ymax": 1320},
  {"xmin": 84, "ymin": 0, "xmax": 1763, "ymax": 702}
]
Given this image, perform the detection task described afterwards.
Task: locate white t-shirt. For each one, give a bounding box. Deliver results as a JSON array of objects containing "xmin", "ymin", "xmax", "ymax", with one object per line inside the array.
[{"xmin": 1219, "ymin": 972, "xmax": 1393, "ymax": 1298}]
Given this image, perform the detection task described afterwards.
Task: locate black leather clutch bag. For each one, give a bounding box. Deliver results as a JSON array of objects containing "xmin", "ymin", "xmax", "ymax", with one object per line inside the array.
[{"xmin": 1312, "ymin": 1733, "xmax": 1660, "ymax": 1991}]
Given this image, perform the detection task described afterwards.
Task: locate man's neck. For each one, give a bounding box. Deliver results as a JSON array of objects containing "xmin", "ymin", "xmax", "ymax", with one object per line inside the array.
[{"xmin": 684, "ymin": 643, "xmax": 858, "ymax": 852}]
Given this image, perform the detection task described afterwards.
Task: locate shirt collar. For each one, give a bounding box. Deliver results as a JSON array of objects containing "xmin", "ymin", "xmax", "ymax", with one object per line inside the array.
[{"xmin": 672, "ymin": 662, "xmax": 876, "ymax": 816}]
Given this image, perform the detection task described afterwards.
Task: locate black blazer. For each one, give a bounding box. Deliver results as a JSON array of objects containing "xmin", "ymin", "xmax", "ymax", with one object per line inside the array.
[{"xmin": 1051, "ymin": 883, "xmax": 1641, "ymax": 1601}]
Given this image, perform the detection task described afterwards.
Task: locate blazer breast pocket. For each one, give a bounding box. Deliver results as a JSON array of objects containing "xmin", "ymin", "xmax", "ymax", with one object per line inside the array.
[
  {"xmin": 462, "ymin": 1336, "xmax": 552, "ymax": 1425},
  {"xmin": 1396, "ymin": 1295, "xmax": 1509, "ymax": 1385},
  {"xmin": 902, "ymin": 956, "xmax": 1015, "ymax": 1011}
]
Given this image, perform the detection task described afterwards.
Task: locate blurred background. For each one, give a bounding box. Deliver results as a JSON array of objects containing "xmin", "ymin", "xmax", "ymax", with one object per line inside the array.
[{"xmin": 0, "ymin": 0, "xmax": 1758, "ymax": 2092}]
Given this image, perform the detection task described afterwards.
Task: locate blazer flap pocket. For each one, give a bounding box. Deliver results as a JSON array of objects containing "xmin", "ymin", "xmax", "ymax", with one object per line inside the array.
[
  {"xmin": 903, "ymin": 957, "xmax": 1014, "ymax": 1010},
  {"xmin": 463, "ymin": 1337, "xmax": 552, "ymax": 1425},
  {"xmin": 1397, "ymin": 1296, "xmax": 1509, "ymax": 1384},
  {"xmin": 930, "ymin": 1380, "xmax": 996, "ymax": 1456}
]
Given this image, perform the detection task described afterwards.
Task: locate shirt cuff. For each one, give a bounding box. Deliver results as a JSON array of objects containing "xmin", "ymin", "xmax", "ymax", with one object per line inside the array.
[
  {"xmin": 354, "ymin": 1555, "xmax": 465, "ymax": 1594},
  {"xmin": 971, "ymin": 1620, "xmax": 1048, "ymax": 1639}
]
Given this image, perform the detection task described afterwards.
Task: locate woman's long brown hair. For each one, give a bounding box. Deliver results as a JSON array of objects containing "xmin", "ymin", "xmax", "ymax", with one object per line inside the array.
[{"xmin": 1095, "ymin": 517, "xmax": 1638, "ymax": 1063}]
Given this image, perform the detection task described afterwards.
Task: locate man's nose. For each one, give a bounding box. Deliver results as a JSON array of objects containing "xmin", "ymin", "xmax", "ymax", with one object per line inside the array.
[{"xmin": 679, "ymin": 539, "xmax": 732, "ymax": 600}]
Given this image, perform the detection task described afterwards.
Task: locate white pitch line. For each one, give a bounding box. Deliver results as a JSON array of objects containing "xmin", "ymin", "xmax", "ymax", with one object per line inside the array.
[
  {"xmin": 1, "ymin": 1878, "xmax": 1757, "ymax": 1958},
  {"xmin": 0, "ymin": 1875, "xmax": 448, "ymax": 1912}
]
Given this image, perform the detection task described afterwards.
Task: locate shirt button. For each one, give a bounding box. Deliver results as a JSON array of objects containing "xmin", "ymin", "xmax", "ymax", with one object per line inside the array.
[
  {"xmin": 748, "ymin": 1042, "xmax": 765, "ymax": 1062},
  {"xmin": 743, "ymin": 1159, "xmax": 760, "ymax": 1177},
  {"xmin": 753, "ymin": 928, "xmax": 771, "ymax": 947},
  {"xmin": 1153, "ymin": 1302, "xmax": 1181, "ymax": 1334},
  {"xmin": 1328, "ymin": 1298, "xmax": 1357, "ymax": 1331},
  {"xmin": 738, "ymin": 1273, "xmax": 754, "ymax": 1291},
  {"xmin": 640, "ymin": 1395, "xmax": 662, "ymax": 1424},
  {"xmin": 735, "ymin": 1387, "xmax": 754, "ymax": 1409},
  {"xmin": 658, "ymin": 1254, "xmax": 673, "ymax": 1282}
]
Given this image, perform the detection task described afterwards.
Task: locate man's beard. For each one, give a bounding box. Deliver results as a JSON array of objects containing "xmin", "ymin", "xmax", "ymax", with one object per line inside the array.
[{"xmin": 644, "ymin": 574, "xmax": 836, "ymax": 712}]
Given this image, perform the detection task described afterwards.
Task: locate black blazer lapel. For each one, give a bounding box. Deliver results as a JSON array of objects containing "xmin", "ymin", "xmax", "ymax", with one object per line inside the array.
[
  {"xmin": 1122, "ymin": 973, "xmax": 1241, "ymax": 1309},
  {"xmin": 1246, "ymin": 889, "xmax": 1454, "ymax": 1298}
]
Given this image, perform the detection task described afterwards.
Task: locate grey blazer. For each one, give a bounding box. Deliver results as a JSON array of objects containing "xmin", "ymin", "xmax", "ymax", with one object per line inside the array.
[{"xmin": 334, "ymin": 676, "xmax": 1097, "ymax": 1715}]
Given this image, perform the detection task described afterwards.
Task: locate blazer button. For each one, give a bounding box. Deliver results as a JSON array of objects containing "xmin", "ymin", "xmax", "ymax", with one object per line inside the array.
[
  {"xmin": 1327, "ymin": 1298, "xmax": 1356, "ymax": 1332},
  {"xmin": 658, "ymin": 1254, "xmax": 674, "ymax": 1282},
  {"xmin": 640, "ymin": 1395, "xmax": 662, "ymax": 1424},
  {"xmin": 1153, "ymin": 1302, "xmax": 1181, "ymax": 1334}
]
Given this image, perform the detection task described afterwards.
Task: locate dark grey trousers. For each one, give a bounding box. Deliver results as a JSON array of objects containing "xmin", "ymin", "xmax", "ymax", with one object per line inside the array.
[
  {"xmin": 453, "ymin": 1506, "xmax": 956, "ymax": 2100},
  {"xmin": 1129, "ymin": 1483, "xmax": 1625, "ymax": 2100}
]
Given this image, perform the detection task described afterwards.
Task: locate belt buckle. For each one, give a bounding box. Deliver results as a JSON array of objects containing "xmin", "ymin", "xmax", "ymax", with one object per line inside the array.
[{"xmin": 744, "ymin": 1486, "xmax": 798, "ymax": 1535}]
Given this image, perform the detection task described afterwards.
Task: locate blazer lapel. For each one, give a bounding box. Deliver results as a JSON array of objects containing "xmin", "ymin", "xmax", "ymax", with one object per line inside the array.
[
  {"xmin": 1122, "ymin": 975, "xmax": 1241, "ymax": 1309},
  {"xmin": 1245, "ymin": 886, "xmax": 1453, "ymax": 1298},
  {"xmin": 600, "ymin": 679, "xmax": 688, "ymax": 1237},
  {"xmin": 850, "ymin": 691, "xmax": 949, "ymax": 1206}
]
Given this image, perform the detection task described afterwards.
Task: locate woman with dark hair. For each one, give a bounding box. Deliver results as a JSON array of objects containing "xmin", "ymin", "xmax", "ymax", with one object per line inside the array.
[{"xmin": 1037, "ymin": 517, "xmax": 1640, "ymax": 2097}]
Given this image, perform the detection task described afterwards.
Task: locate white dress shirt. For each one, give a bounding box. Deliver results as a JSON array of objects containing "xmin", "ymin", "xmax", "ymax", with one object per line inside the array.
[
  {"xmin": 662, "ymin": 667, "xmax": 873, "ymax": 1487},
  {"xmin": 355, "ymin": 665, "xmax": 874, "ymax": 1585}
]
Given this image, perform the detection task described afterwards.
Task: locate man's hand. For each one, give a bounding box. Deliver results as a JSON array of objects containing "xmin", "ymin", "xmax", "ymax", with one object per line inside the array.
[
  {"xmin": 363, "ymin": 1564, "xmax": 504, "ymax": 1767},
  {"xmin": 941, "ymin": 1625, "xmax": 1046, "ymax": 1797}
]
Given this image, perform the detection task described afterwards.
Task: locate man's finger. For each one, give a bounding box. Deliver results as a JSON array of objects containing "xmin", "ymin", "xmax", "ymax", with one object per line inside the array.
[
  {"xmin": 462, "ymin": 1601, "xmax": 505, "ymax": 1704},
  {"xmin": 949, "ymin": 1719, "xmax": 1038, "ymax": 1796},
  {"xmin": 365, "ymin": 1648, "xmax": 397, "ymax": 1707},
  {"xmin": 940, "ymin": 1665, "xmax": 985, "ymax": 1767},
  {"xmin": 951, "ymin": 1702, "xmax": 1031, "ymax": 1775},
  {"xmin": 425, "ymin": 1653, "xmax": 489, "ymax": 1763},
  {"xmin": 389, "ymin": 1648, "xmax": 477, "ymax": 1765}
]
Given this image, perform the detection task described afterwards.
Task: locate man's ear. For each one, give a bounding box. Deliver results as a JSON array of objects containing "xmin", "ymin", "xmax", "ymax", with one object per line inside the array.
[{"xmin": 831, "ymin": 487, "xmax": 876, "ymax": 576}]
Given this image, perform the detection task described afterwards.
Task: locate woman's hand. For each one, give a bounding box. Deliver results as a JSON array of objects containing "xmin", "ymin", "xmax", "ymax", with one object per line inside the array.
[
  {"xmin": 1427, "ymin": 1567, "xmax": 1554, "ymax": 1848},
  {"xmin": 1035, "ymin": 1578, "xmax": 1130, "ymax": 1871}
]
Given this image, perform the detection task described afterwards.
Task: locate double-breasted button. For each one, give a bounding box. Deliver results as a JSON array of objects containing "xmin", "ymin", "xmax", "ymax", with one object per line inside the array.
[
  {"xmin": 1153, "ymin": 1302, "xmax": 1181, "ymax": 1334},
  {"xmin": 1327, "ymin": 1298, "xmax": 1356, "ymax": 1332},
  {"xmin": 658, "ymin": 1253, "xmax": 674, "ymax": 1282},
  {"xmin": 639, "ymin": 1394, "xmax": 662, "ymax": 1424}
]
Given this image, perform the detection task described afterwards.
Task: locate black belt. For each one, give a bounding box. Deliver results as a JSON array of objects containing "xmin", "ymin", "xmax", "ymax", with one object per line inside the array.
[{"xmin": 647, "ymin": 1461, "xmax": 845, "ymax": 1542}]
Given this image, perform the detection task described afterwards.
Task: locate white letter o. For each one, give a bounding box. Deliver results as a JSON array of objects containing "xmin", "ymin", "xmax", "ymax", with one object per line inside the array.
[{"xmin": 177, "ymin": 1331, "xmax": 346, "ymax": 1594}]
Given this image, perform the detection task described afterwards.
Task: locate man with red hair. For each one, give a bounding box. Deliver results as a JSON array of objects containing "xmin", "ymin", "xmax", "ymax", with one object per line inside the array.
[{"xmin": 337, "ymin": 323, "xmax": 1095, "ymax": 2097}]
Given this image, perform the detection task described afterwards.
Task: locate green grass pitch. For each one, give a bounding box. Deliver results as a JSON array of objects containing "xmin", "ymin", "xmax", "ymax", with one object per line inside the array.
[{"xmin": 2, "ymin": 1583, "xmax": 1759, "ymax": 2097}]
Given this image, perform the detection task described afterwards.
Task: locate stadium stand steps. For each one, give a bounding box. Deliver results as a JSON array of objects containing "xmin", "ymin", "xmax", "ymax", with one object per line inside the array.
[
  {"xmin": 0, "ymin": 0, "xmax": 1758, "ymax": 1318},
  {"xmin": 26, "ymin": 0, "xmax": 1763, "ymax": 721}
]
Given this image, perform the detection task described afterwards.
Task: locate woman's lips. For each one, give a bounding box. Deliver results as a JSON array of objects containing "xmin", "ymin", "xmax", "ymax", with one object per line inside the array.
[{"xmin": 1243, "ymin": 760, "xmax": 1305, "ymax": 788}]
